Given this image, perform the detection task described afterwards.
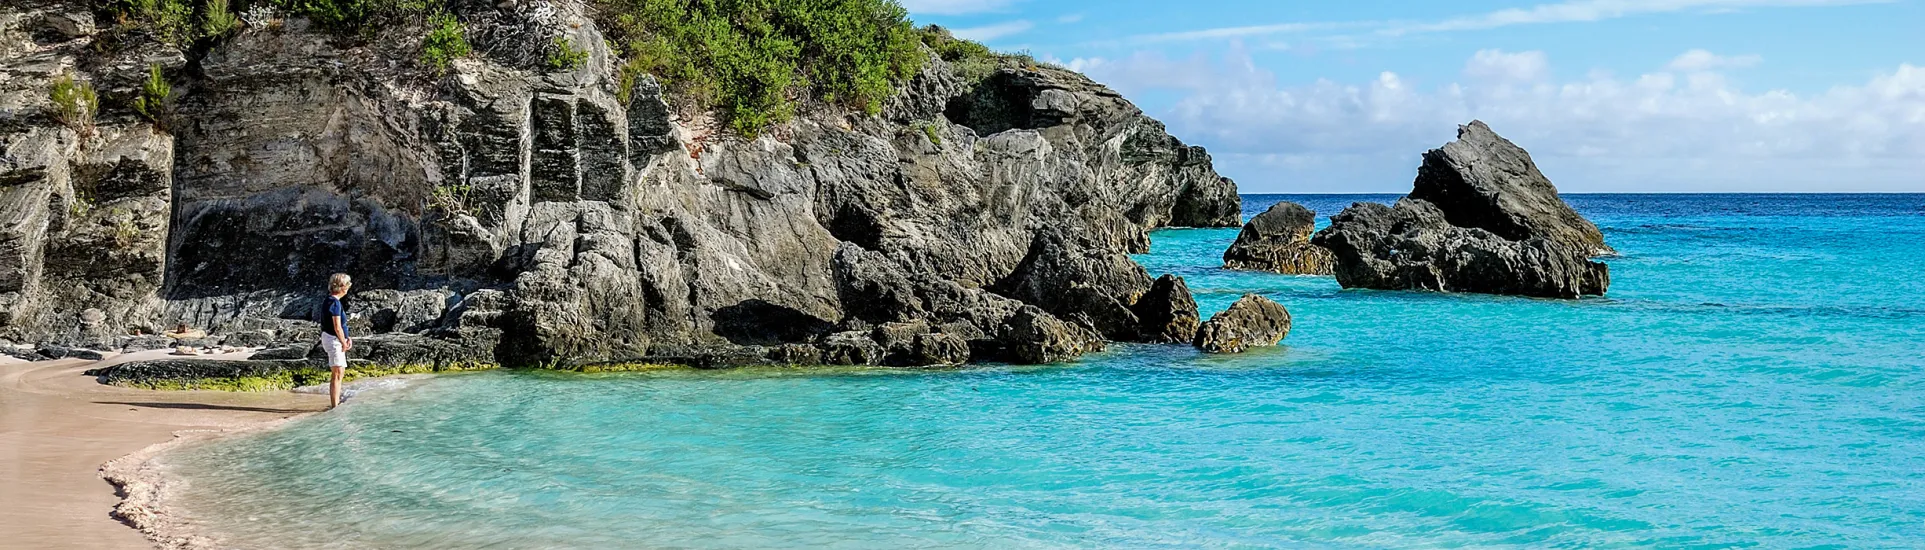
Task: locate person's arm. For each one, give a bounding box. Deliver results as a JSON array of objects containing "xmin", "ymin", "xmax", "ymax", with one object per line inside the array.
[{"xmin": 332, "ymin": 314, "xmax": 352, "ymax": 351}]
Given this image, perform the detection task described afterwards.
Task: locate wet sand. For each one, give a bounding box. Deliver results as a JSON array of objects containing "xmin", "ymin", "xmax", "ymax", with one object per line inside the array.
[{"xmin": 0, "ymin": 350, "xmax": 329, "ymax": 549}]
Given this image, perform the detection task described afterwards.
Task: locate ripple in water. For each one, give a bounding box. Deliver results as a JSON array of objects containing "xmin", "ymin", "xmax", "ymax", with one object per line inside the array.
[{"xmin": 167, "ymin": 195, "xmax": 1925, "ymax": 548}]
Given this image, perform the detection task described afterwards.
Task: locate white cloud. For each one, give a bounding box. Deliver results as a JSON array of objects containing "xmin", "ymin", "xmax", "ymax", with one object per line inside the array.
[
  {"xmin": 1057, "ymin": 13, "xmax": 1085, "ymax": 24},
  {"xmin": 1385, "ymin": 0, "xmax": 1889, "ymax": 35},
  {"xmin": 1667, "ymin": 49, "xmax": 1763, "ymax": 71},
  {"xmin": 1129, "ymin": 22, "xmax": 1363, "ymax": 44},
  {"xmin": 898, "ymin": 0, "xmax": 1019, "ymax": 16},
  {"xmin": 1464, "ymin": 49, "xmax": 1552, "ymax": 82},
  {"xmin": 1076, "ymin": 50, "xmax": 1925, "ymax": 192},
  {"xmin": 951, "ymin": 20, "xmax": 1034, "ymax": 42},
  {"xmin": 1131, "ymin": 0, "xmax": 1889, "ymax": 44}
]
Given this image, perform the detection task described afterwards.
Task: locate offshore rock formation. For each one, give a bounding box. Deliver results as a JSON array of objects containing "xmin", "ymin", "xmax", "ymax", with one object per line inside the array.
[
  {"xmin": 1191, "ymin": 294, "xmax": 1290, "ymax": 354},
  {"xmin": 0, "ymin": 1, "xmax": 1241, "ymax": 368},
  {"xmin": 1222, "ymin": 201, "xmax": 1334, "ymax": 275},
  {"xmin": 1312, "ymin": 122, "xmax": 1610, "ymax": 299}
]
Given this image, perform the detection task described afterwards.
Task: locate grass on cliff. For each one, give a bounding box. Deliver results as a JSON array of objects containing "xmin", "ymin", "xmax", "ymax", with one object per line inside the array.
[
  {"xmin": 597, "ymin": 0, "xmax": 926, "ymax": 136},
  {"xmin": 113, "ymin": 0, "xmax": 1012, "ymax": 139},
  {"xmin": 419, "ymin": 12, "xmax": 471, "ymax": 76},
  {"xmin": 49, "ymin": 72, "xmax": 98, "ymax": 136},
  {"xmin": 110, "ymin": 0, "xmax": 239, "ymax": 46}
]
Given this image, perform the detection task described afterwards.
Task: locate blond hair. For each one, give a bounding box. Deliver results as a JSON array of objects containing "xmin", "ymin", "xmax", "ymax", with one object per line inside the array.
[{"xmin": 328, "ymin": 273, "xmax": 352, "ymax": 293}]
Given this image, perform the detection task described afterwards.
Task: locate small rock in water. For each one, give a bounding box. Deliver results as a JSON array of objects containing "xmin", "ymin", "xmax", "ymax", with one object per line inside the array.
[
  {"xmin": 1192, "ymin": 294, "xmax": 1292, "ymax": 354},
  {"xmin": 1222, "ymin": 202, "xmax": 1335, "ymax": 275},
  {"xmin": 171, "ymin": 346, "xmax": 201, "ymax": 356}
]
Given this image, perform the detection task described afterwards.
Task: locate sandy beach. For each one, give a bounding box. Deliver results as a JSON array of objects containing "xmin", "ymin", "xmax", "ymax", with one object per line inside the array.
[{"xmin": 0, "ymin": 350, "xmax": 329, "ymax": 549}]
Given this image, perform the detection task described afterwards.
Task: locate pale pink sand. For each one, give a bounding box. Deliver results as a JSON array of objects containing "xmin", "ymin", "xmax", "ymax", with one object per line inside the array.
[{"xmin": 0, "ymin": 350, "xmax": 327, "ymax": 549}]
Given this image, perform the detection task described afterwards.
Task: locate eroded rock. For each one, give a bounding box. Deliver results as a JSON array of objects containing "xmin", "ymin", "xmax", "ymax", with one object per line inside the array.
[
  {"xmin": 1192, "ymin": 294, "xmax": 1292, "ymax": 354},
  {"xmin": 1223, "ymin": 202, "xmax": 1334, "ymax": 275},
  {"xmin": 1313, "ymin": 122, "xmax": 1611, "ymax": 298}
]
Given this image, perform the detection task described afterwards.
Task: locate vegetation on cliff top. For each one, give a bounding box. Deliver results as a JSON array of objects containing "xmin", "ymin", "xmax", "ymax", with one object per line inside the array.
[
  {"xmin": 596, "ymin": 0, "xmax": 926, "ymax": 135},
  {"xmin": 105, "ymin": 0, "xmax": 1008, "ymax": 137}
]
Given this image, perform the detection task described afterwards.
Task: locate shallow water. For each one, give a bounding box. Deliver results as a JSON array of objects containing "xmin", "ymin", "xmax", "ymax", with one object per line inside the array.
[{"xmin": 168, "ymin": 194, "xmax": 1925, "ymax": 549}]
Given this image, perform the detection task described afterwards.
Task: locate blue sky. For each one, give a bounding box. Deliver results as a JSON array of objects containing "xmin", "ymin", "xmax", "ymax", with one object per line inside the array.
[{"xmin": 903, "ymin": 0, "xmax": 1925, "ymax": 193}]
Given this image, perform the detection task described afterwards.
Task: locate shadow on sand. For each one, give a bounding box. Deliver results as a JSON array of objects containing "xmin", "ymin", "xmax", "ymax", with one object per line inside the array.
[{"xmin": 94, "ymin": 401, "xmax": 314, "ymax": 415}]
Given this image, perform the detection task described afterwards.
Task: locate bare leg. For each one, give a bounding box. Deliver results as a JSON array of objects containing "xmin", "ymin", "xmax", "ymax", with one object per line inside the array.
[{"xmin": 329, "ymin": 366, "xmax": 344, "ymax": 409}]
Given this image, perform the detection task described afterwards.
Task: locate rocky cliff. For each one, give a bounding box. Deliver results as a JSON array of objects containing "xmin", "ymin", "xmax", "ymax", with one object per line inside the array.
[{"xmin": 0, "ymin": 0, "xmax": 1240, "ymax": 368}]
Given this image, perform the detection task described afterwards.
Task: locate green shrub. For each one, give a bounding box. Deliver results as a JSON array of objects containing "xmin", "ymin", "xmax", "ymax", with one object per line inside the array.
[
  {"xmin": 115, "ymin": 0, "xmax": 195, "ymax": 45},
  {"xmin": 918, "ymin": 121, "xmax": 941, "ymax": 145},
  {"xmin": 428, "ymin": 182, "xmax": 472, "ymax": 214},
  {"xmin": 419, "ymin": 13, "xmax": 470, "ymax": 76},
  {"xmin": 132, "ymin": 64, "xmax": 172, "ymax": 122},
  {"xmin": 919, "ymin": 25, "xmax": 997, "ymax": 82},
  {"xmin": 50, "ymin": 72, "xmax": 98, "ymax": 136},
  {"xmin": 267, "ymin": 0, "xmax": 437, "ymax": 34},
  {"xmin": 201, "ymin": 0, "xmax": 239, "ymax": 38},
  {"xmin": 595, "ymin": 0, "xmax": 924, "ymax": 136},
  {"xmin": 546, "ymin": 36, "xmax": 591, "ymax": 71}
]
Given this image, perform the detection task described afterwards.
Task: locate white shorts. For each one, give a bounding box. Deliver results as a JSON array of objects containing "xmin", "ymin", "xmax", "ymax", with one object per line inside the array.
[{"xmin": 321, "ymin": 334, "xmax": 347, "ymax": 368}]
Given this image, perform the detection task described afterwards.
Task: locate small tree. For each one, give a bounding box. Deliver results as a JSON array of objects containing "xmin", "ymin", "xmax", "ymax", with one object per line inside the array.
[
  {"xmin": 201, "ymin": 0, "xmax": 239, "ymax": 38},
  {"xmin": 50, "ymin": 72, "xmax": 99, "ymax": 137},
  {"xmin": 419, "ymin": 13, "xmax": 470, "ymax": 76},
  {"xmin": 545, "ymin": 36, "xmax": 589, "ymax": 71},
  {"xmin": 132, "ymin": 64, "xmax": 172, "ymax": 122}
]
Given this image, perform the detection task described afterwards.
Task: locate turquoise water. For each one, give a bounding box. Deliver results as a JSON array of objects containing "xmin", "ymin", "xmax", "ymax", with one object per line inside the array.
[{"xmin": 167, "ymin": 194, "xmax": 1925, "ymax": 548}]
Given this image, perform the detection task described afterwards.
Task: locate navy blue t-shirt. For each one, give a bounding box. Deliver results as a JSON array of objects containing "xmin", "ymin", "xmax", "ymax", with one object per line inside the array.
[{"xmin": 320, "ymin": 296, "xmax": 349, "ymax": 339}]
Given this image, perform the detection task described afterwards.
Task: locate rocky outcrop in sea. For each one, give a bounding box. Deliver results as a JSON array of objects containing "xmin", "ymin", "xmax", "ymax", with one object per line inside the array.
[
  {"xmin": 0, "ymin": 1, "xmax": 1241, "ymax": 369},
  {"xmin": 1222, "ymin": 201, "xmax": 1334, "ymax": 275},
  {"xmin": 1192, "ymin": 294, "xmax": 1291, "ymax": 354},
  {"xmin": 1312, "ymin": 121, "xmax": 1611, "ymax": 299}
]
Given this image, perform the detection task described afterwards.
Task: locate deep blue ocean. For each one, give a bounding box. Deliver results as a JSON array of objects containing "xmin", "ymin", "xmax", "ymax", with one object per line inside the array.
[{"xmin": 166, "ymin": 194, "xmax": 1925, "ymax": 549}]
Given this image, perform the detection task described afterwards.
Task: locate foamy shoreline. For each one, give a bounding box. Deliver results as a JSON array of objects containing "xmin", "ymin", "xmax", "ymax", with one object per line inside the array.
[
  {"xmin": 101, "ymin": 414, "xmax": 315, "ymax": 549},
  {"xmin": 0, "ymin": 350, "xmax": 424, "ymax": 549}
]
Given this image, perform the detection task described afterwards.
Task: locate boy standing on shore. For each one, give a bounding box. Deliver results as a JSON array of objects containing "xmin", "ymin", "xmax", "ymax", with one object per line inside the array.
[{"xmin": 320, "ymin": 273, "xmax": 353, "ymax": 409}]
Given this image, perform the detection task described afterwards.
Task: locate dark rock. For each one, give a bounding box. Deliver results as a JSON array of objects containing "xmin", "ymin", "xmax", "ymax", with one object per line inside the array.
[
  {"xmin": 86, "ymin": 359, "xmax": 318, "ymax": 387},
  {"xmin": 171, "ymin": 338, "xmax": 219, "ymax": 349},
  {"xmin": 352, "ymin": 333, "xmax": 496, "ymax": 369},
  {"xmin": 1223, "ymin": 202, "xmax": 1335, "ymax": 275},
  {"xmin": 1193, "ymin": 294, "xmax": 1292, "ymax": 354},
  {"xmin": 994, "ymin": 227, "xmax": 1152, "ymax": 342},
  {"xmin": 1409, "ymin": 121, "xmax": 1613, "ymax": 256},
  {"xmin": 767, "ymin": 343, "xmax": 823, "ymax": 366},
  {"xmin": 998, "ymin": 306, "xmax": 1103, "ymax": 364},
  {"xmin": 116, "ymin": 335, "xmax": 172, "ymax": 352},
  {"xmin": 221, "ymin": 329, "xmax": 276, "ymax": 348},
  {"xmin": 1313, "ymin": 122, "xmax": 1611, "ymax": 298},
  {"xmin": 37, "ymin": 345, "xmax": 105, "ymax": 361},
  {"xmin": 251, "ymin": 345, "xmax": 312, "ymax": 361},
  {"xmin": 818, "ymin": 331, "xmax": 885, "ymax": 366},
  {"xmin": 909, "ymin": 333, "xmax": 970, "ymax": 367},
  {"xmin": 1130, "ymin": 274, "xmax": 1199, "ymax": 344},
  {"xmin": 351, "ymin": 289, "xmax": 453, "ymax": 334}
]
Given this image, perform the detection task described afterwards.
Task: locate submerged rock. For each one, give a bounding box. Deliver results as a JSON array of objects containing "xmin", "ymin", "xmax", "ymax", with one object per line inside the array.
[
  {"xmin": 1222, "ymin": 202, "xmax": 1335, "ymax": 275},
  {"xmin": 1313, "ymin": 121, "xmax": 1611, "ymax": 298},
  {"xmin": 1192, "ymin": 294, "xmax": 1292, "ymax": 354}
]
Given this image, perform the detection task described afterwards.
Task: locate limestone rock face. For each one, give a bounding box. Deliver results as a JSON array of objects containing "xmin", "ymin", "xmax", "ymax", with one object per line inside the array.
[
  {"xmin": 1192, "ymin": 294, "xmax": 1291, "ymax": 354},
  {"xmin": 0, "ymin": 0, "xmax": 1240, "ymax": 368},
  {"xmin": 1222, "ymin": 202, "xmax": 1334, "ymax": 275},
  {"xmin": 1313, "ymin": 122, "xmax": 1610, "ymax": 299}
]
